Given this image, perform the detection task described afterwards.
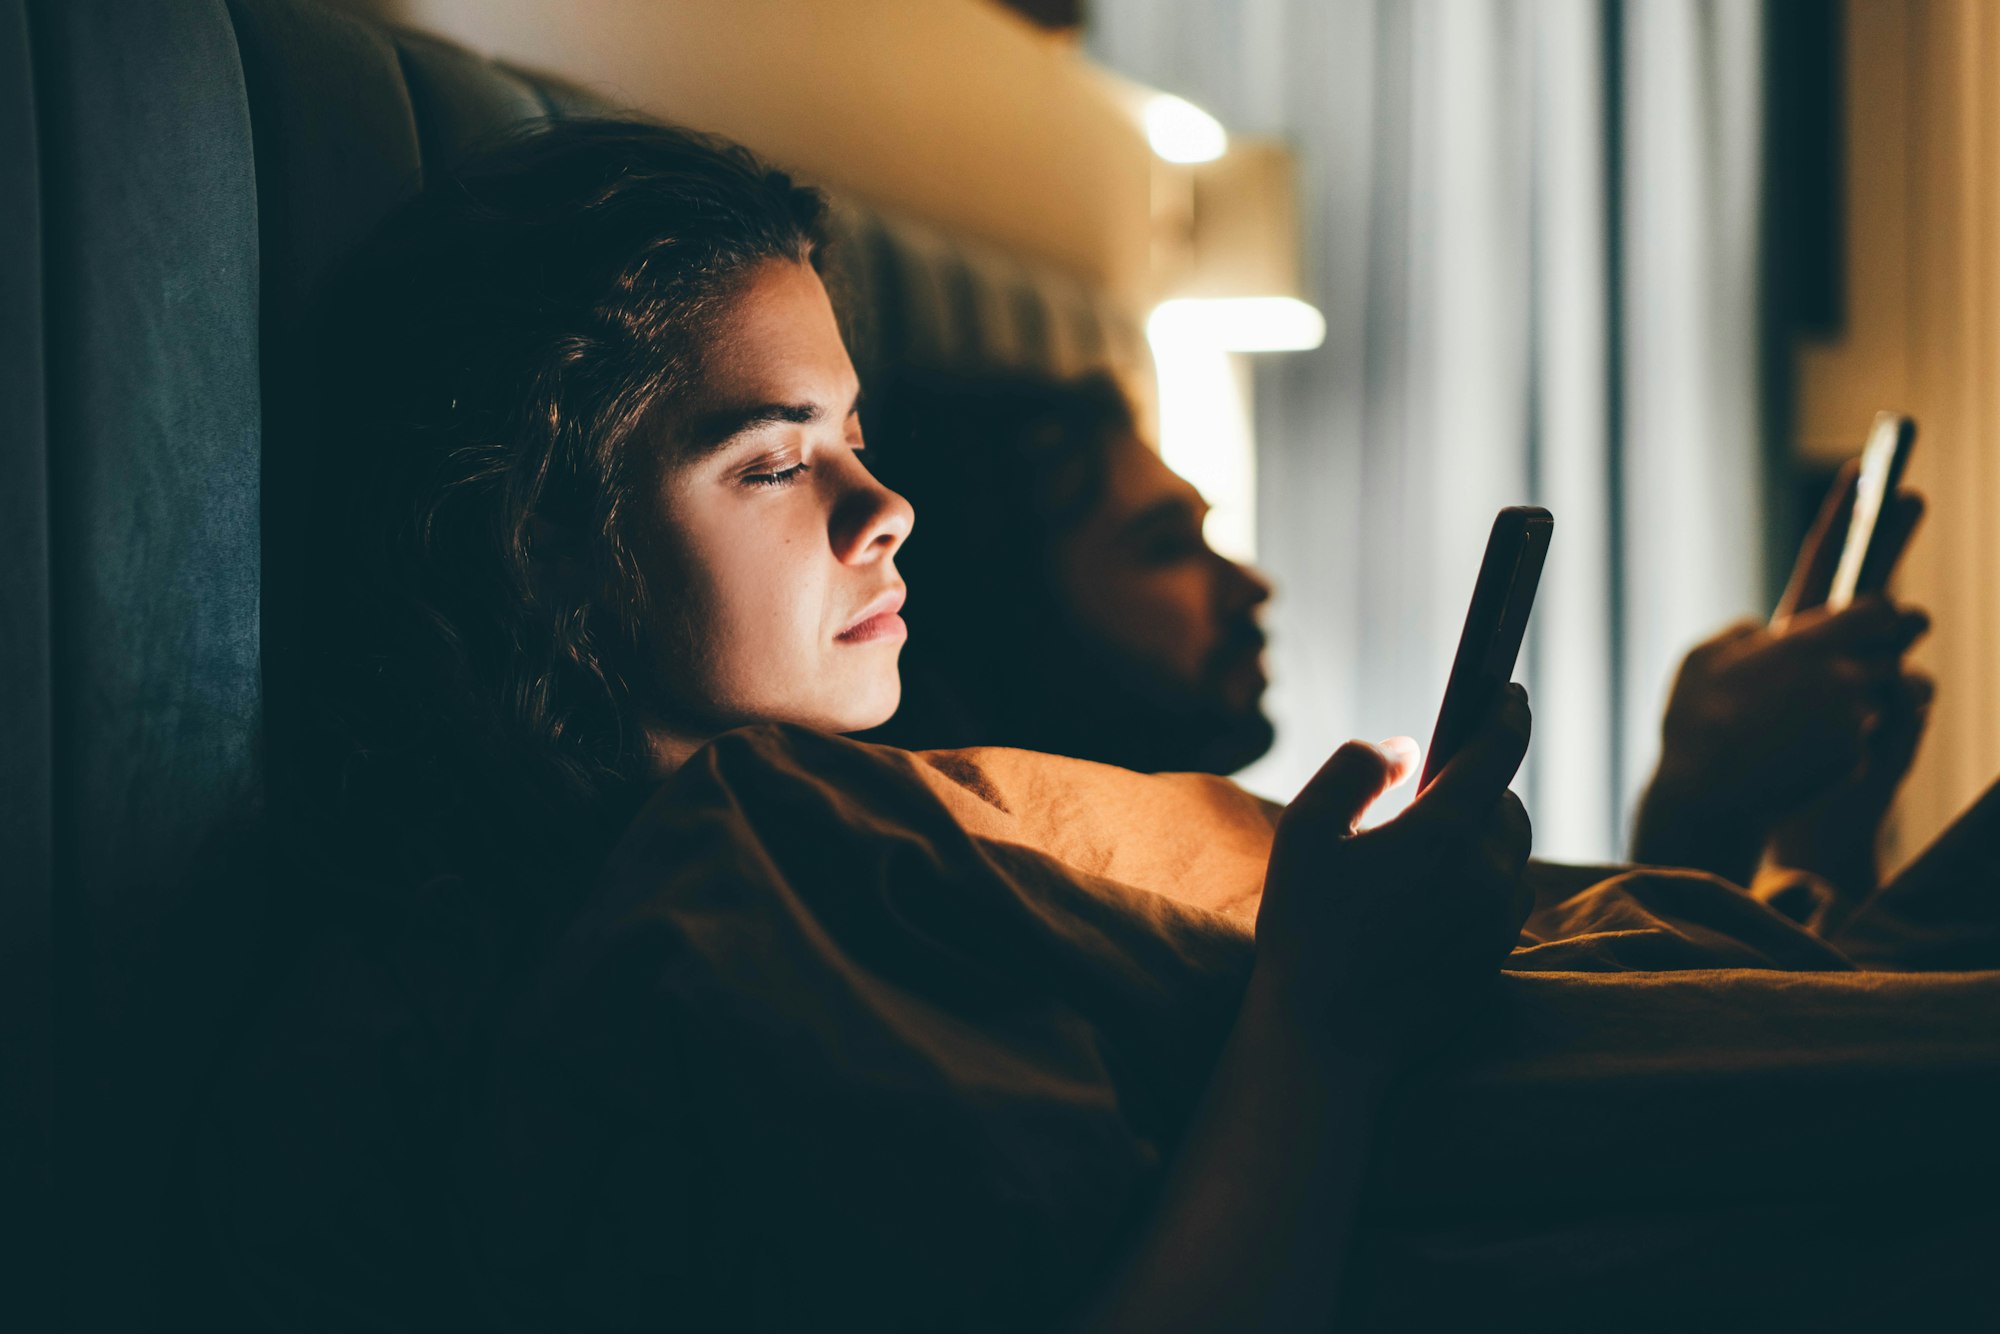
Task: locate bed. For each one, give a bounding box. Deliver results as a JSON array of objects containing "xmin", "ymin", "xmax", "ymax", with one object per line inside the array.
[
  {"xmin": 200, "ymin": 728, "xmax": 2000, "ymax": 1328},
  {"xmin": 10, "ymin": 2, "xmax": 1999, "ymax": 1329}
]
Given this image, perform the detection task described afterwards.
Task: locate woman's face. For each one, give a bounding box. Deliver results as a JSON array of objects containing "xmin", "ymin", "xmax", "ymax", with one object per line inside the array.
[{"xmin": 636, "ymin": 259, "xmax": 913, "ymax": 758}]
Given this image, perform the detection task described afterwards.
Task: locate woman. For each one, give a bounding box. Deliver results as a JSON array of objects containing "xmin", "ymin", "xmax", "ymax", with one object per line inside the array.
[
  {"xmin": 206, "ymin": 119, "xmax": 1983, "ymax": 1332},
  {"xmin": 204, "ymin": 119, "xmax": 1528, "ymax": 1333}
]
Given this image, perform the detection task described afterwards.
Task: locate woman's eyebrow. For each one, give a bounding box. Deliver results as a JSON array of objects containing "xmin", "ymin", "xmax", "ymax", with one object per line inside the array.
[
  {"xmin": 687, "ymin": 400, "xmax": 819, "ymax": 454},
  {"xmin": 686, "ymin": 387, "xmax": 865, "ymax": 456}
]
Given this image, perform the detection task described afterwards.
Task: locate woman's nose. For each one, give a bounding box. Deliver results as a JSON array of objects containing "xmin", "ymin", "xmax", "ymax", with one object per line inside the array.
[{"xmin": 831, "ymin": 467, "xmax": 915, "ymax": 565}]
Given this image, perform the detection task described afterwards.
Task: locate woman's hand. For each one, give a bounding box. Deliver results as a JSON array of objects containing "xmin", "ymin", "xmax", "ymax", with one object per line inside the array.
[
  {"xmin": 1256, "ymin": 684, "xmax": 1534, "ymax": 1064},
  {"xmin": 1080, "ymin": 688, "xmax": 1534, "ymax": 1334}
]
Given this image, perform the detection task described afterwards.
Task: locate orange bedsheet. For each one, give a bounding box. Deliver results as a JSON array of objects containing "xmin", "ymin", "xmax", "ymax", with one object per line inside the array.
[{"xmin": 465, "ymin": 725, "xmax": 2000, "ymax": 1330}]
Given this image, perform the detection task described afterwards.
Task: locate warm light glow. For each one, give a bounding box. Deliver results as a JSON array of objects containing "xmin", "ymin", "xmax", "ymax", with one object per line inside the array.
[
  {"xmin": 1148, "ymin": 314, "xmax": 1257, "ymax": 563},
  {"xmin": 1147, "ymin": 297, "xmax": 1327, "ymax": 353},
  {"xmin": 1144, "ymin": 93, "xmax": 1228, "ymax": 164}
]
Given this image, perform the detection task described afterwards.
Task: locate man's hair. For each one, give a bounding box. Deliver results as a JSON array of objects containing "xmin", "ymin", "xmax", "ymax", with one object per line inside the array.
[
  {"xmin": 861, "ymin": 367, "xmax": 1137, "ymax": 752},
  {"xmin": 307, "ymin": 119, "xmax": 827, "ymax": 871},
  {"xmin": 864, "ymin": 368, "xmax": 1272, "ymax": 775}
]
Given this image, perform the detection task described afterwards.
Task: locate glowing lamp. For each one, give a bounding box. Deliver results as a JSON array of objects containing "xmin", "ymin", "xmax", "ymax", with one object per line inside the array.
[
  {"xmin": 1147, "ymin": 297, "xmax": 1326, "ymax": 353},
  {"xmin": 1144, "ymin": 93, "xmax": 1228, "ymax": 163}
]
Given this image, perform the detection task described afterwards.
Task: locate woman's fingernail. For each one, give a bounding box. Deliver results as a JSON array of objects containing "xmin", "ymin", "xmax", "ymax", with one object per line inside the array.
[{"xmin": 1377, "ymin": 736, "xmax": 1421, "ymax": 768}]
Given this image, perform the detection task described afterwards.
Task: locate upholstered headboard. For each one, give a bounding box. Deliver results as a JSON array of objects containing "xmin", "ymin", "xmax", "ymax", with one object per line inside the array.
[{"xmin": 3, "ymin": 0, "xmax": 1139, "ymax": 1323}]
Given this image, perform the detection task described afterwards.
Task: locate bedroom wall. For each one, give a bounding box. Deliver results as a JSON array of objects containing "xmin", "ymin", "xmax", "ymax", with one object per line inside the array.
[
  {"xmin": 1794, "ymin": 0, "xmax": 2000, "ymax": 866},
  {"xmin": 325, "ymin": 0, "xmax": 1156, "ymax": 310}
]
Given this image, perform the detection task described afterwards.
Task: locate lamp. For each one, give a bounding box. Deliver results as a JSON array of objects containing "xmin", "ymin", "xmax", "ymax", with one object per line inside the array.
[
  {"xmin": 1152, "ymin": 135, "xmax": 1321, "ymax": 348},
  {"xmin": 1142, "ymin": 127, "xmax": 1320, "ymax": 561},
  {"xmin": 1143, "ymin": 93, "xmax": 1228, "ymax": 163}
]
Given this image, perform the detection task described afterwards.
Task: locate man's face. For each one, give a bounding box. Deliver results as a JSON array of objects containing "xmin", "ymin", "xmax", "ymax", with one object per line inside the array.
[
  {"xmin": 633, "ymin": 259, "xmax": 914, "ymax": 755},
  {"xmin": 1050, "ymin": 433, "xmax": 1275, "ymax": 772}
]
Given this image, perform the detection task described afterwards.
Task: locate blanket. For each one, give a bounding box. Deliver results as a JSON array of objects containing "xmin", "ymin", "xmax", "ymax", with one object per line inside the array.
[
  {"xmin": 204, "ymin": 725, "xmax": 2000, "ymax": 1329},
  {"xmin": 444, "ymin": 726, "xmax": 2000, "ymax": 1331}
]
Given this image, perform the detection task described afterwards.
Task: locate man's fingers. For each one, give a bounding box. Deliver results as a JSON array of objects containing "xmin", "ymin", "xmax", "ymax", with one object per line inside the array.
[
  {"xmin": 1785, "ymin": 596, "xmax": 1930, "ymax": 655},
  {"xmin": 1292, "ymin": 739, "xmax": 1411, "ymax": 833},
  {"xmin": 1406, "ymin": 685, "xmax": 1531, "ymax": 834},
  {"xmin": 1839, "ymin": 700, "xmax": 1929, "ymax": 806},
  {"xmin": 1775, "ymin": 460, "xmax": 1859, "ymax": 624},
  {"xmin": 1865, "ymin": 671, "xmax": 1935, "ymax": 774},
  {"xmin": 1691, "ymin": 618, "xmax": 1765, "ymax": 663},
  {"xmin": 1902, "ymin": 669, "xmax": 1938, "ymax": 712},
  {"xmin": 1832, "ymin": 654, "xmax": 1903, "ymax": 692}
]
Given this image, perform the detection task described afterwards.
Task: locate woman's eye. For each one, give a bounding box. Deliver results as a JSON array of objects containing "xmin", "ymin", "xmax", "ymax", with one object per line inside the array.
[{"xmin": 745, "ymin": 461, "xmax": 811, "ymax": 488}]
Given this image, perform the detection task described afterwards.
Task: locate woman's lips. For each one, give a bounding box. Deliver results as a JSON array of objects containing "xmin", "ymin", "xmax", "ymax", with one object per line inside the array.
[{"xmin": 837, "ymin": 587, "xmax": 908, "ymax": 643}]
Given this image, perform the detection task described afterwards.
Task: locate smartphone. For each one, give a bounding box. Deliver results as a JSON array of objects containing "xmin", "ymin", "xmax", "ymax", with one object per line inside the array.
[
  {"xmin": 1419, "ymin": 506, "xmax": 1554, "ymax": 791},
  {"xmin": 1825, "ymin": 412, "xmax": 1916, "ymax": 611}
]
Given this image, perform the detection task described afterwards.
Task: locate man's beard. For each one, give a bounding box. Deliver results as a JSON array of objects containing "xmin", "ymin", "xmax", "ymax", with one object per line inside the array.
[
  {"xmin": 1037, "ymin": 616, "xmax": 1275, "ymax": 776},
  {"xmin": 1177, "ymin": 616, "xmax": 1277, "ymax": 774},
  {"xmin": 1166, "ymin": 702, "xmax": 1277, "ymax": 777}
]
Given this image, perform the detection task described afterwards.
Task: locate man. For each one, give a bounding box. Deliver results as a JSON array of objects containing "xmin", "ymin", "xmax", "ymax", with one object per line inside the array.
[
  {"xmin": 863, "ymin": 368, "xmax": 1277, "ymax": 775},
  {"xmin": 872, "ymin": 369, "xmax": 1931, "ymax": 903}
]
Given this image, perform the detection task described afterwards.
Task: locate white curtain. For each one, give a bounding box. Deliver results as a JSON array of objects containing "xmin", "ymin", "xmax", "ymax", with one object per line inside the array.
[{"xmin": 1091, "ymin": 0, "xmax": 1769, "ymax": 860}]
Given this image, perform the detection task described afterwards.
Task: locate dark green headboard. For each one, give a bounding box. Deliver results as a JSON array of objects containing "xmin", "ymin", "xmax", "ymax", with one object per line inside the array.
[
  {"xmin": 3, "ymin": 1, "xmax": 1136, "ymax": 1323},
  {"xmin": 6, "ymin": 3, "xmax": 606, "ymax": 1324}
]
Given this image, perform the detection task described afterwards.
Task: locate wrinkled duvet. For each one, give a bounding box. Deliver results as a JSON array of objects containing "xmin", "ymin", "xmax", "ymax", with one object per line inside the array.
[{"xmin": 210, "ymin": 725, "xmax": 2000, "ymax": 1331}]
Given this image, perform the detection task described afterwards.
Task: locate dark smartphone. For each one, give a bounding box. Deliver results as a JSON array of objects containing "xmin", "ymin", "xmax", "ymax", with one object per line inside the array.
[
  {"xmin": 1826, "ymin": 411, "xmax": 1916, "ymax": 610},
  {"xmin": 1419, "ymin": 506, "xmax": 1554, "ymax": 791}
]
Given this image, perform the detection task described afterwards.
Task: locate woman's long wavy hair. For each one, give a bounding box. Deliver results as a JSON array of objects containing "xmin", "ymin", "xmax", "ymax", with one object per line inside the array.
[{"xmin": 304, "ymin": 120, "xmax": 827, "ymax": 879}]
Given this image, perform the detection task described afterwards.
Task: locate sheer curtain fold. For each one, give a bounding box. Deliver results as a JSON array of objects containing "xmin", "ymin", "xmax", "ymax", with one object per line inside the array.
[{"xmin": 1091, "ymin": 0, "xmax": 1767, "ymax": 860}]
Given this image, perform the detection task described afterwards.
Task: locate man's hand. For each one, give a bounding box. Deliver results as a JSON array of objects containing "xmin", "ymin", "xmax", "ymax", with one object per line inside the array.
[
  {"xmin": 1767, "ymin": 669, "xmax": 1934, "ymax": 899},
  {"xmin": 1651, "ymin": 600, "xmax": 1928, "ymax": 825},
  {"xmin": 1768, "ymin": 462, "xmax": 1933, "ymax": 895},
  {"xmin": 1632, "ymin": 465, "xmax": 1930, "ymax": 885}
]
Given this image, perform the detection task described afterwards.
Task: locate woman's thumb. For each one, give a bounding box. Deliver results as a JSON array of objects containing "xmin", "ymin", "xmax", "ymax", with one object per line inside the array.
[{"xmin": 1292, "ymin": 738, "xmax": 1419, "ymax": 833}]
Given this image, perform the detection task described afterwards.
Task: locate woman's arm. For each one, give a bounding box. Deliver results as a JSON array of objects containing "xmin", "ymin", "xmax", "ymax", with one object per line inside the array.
[
  {"xmin": 1079, "ymin": 972, "xmax": 1388, "ymax": 1333},
  {"xmin": 1079, "ymin": 691, "xmax": 1535, "ymax": 1332}
]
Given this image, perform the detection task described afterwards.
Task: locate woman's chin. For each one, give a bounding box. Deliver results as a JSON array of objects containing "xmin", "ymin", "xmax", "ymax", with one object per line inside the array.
[
  {"xmin": 840, "ymin": 678, "xmax": 903, "ymax": 734},
  {"xmin": 729, "ymin": 669, "xmax": 902, "ymax": 737}
]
